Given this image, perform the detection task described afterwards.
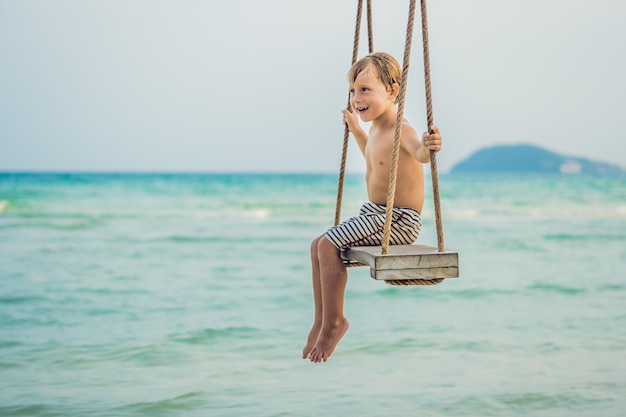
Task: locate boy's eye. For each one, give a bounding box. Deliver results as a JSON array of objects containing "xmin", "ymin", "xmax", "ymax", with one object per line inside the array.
[{"xmin": 350, "ymin": 87, "xmax": 369, "ymax": 95}]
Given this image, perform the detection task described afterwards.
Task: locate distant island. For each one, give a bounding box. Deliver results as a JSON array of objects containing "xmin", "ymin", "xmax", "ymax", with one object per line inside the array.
[{"xmin": 450, "ymin": 144, "xmax": 624, "ymax": 175}]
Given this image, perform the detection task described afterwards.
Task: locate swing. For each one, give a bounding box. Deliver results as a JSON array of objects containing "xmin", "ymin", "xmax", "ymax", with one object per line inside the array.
[{"xmin": 335, "ymin": 0, "xmax": 459, "ymax": 286}]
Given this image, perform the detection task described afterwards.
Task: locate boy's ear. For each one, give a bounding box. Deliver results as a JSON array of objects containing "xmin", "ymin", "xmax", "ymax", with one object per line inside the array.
[{"xmin": 390, "ymin": 83, "xmax": 400, "ymax": 102}]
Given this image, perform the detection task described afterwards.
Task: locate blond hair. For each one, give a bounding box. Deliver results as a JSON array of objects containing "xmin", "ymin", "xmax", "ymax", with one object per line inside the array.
[{"xmin": 347, "ymin": 52, "xmax": 401, "ymax": 93}]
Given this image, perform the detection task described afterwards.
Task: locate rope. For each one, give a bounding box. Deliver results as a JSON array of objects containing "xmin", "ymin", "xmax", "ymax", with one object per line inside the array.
[
  {"xmin": 420, "ymin": 0, "xmax": 445, "ymax": 252},
  {"xmin": 366, "ymin": 0, "xmax": 374, "ymax": 53},
  {"xmin": 335, "ymin": 0, "xmax": 376, "ymax": 226},
  {"xmin": 381, "ymin": 0, "xmax": 417, "ymax": 254},
  {"xmin": 386, "ymin": 278, "xmax": 444, "ymax": 286},
  {"xmin": 334, "ymin": 0, "xmax": 364, "ymax": 226}
]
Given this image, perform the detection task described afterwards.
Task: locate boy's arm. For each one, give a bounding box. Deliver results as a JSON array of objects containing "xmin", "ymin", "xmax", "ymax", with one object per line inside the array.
[
  {"xmin": 402, "ymin": 124, "xmax": 442, "ymax": 163},
  {"xmin": 342, "ymin": 109, "xmax": 368, "ymax": 155}
]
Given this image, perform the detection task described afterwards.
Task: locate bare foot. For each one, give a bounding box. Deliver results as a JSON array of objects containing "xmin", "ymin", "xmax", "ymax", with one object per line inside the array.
[
  {"xmin": 308, "ymin": 318, "xmax": 349, "ymax": 363},
  {"xmin": 302, "ymin": 322, "xmax": 321, "ymax": 359}
]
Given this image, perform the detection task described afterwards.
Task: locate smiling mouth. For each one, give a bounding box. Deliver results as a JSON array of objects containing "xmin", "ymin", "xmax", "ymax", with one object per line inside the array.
[{"xmin": 356, "ymin": 106, "xmax": 369, "ymax": 113}]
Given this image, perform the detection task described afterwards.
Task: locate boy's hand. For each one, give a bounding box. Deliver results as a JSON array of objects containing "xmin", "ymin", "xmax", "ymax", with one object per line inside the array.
[
  {"xmin": 342, "ymin": 108, "xmax": 360, "ymax": 133},
  {"xmin": 422, "ymin": 125, "xmax": 442, "ymax": 152}
]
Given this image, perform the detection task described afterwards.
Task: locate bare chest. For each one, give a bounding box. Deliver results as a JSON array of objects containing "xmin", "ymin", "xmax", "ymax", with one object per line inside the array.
[{"xmin": 365, "ymin": 135, "xmax": 394, "ymax": 171}]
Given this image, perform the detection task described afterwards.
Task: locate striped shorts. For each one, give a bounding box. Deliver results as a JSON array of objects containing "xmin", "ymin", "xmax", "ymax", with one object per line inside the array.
[{"xmin": 324, "ymin": 202, "xmax": 422, "ymax": 250}]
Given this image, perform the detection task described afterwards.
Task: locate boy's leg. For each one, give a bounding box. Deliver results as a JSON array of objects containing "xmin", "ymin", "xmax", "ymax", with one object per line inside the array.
[
  {"xmin": 302, "ymin": 235, "xmax": 324, "ymax": 359},
  {"xmin": 308, "ymin": 236, "xmax": 350, "ymax": 363}
]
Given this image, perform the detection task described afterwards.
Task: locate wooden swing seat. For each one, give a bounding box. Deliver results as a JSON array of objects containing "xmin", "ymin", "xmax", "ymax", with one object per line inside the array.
[{"xmin": 341, "ymin": 244, "xmax": 459, "ymax": 284}]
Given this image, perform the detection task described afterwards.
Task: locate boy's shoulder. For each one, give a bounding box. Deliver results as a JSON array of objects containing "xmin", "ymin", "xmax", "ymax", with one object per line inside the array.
[
  {"xmin": 400, "ymin": 119, "xmax": 419, "ymax": 138},
  {"xmin": 372, "ymin": 118, "xmax": 418, "ymax": 140}
]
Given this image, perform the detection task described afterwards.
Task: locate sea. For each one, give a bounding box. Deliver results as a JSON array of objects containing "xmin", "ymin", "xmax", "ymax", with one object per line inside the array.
[{"xmin": 1, "ymin": 172, "xmax": 625, "ymax": 417}]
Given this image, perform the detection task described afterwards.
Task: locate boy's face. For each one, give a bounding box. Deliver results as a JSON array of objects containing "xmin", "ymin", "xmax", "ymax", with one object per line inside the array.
[{"xmin": 349, "ymin": 66, "xmax": 397, "ymax": 123}]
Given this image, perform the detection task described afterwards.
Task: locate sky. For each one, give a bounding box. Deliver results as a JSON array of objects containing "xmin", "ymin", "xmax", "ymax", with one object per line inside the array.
[{"xmin": 1, "ymin": 0, "xmax": 625, "ymax": 173}]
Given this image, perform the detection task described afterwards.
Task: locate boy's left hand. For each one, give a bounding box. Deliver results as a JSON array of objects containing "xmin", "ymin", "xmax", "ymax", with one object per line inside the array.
[{"xmin": 422, "ymin": 125, "xmax": 442, "ymax": 152}]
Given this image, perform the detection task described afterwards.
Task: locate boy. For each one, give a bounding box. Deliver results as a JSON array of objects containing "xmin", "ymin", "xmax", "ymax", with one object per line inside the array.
[{"xmin": 303, "ymin": 52, "xmax": 442, "ymax": 363}]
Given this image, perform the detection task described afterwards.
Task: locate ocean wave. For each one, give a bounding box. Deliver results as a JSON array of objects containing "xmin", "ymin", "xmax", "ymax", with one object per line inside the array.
[
  {"xmin": 598, "ymin": 283, "xmax": 626, "ymax": 292},
  {"xmin": 526, "ymin": 283, "xmax": 586, "ymax": 295},
  {"xmin": 444, "ymin": 206, "xmax": 626, "ymax": 220},
  {"xmin": 7, "ymin": 202, "xmax": 624, "ymax": 224},
  {"xmin": 0, "ymin": 340, "xmax": 21, "ymax": 349},
  {"xmin": 76, "ymin": 343, "xmax": 189, "ymax": 368},
  {"xmin": 242, "ymin": 208, "xmax": 272, "ymax": 219},
  {"xmin": 161, "ymin": 235, "xmax": 287, "ymax": 244},
  {"xmin": 4, "ymin": 207, "xmax": 277, "ymax": 222},
  {"xmin": 376, "ymin": 286, "xmax": 521, "ymax": 300},
  {"xmin": 170, "ymin": 326, "xmax": 264, "ymax": 345},
  {"xmin": 0, "ymin": 295, "xmax": 48, "ymax": 305},
  {"xmin": 1, "ymin": 392, "xmax": 210, "ymax": 417},
  {"xmin": 496, "ymin": 391, "xmax": 599, "ymax": 410},
  {"xmin": 445, "ymin": 208, "xmax": 481, "ymax": 219},
  {"xmin": 347, "ymin": 338, "xmax": 429, "ymax": 355},
  {"xmin": 0, "ymin": 211, "xmax": 102, "ymax": 231},
  {"xmin": 121, "ymin": 391, "xmax": 209, "ymax": 415},
  {"xmin": 0, "ymin": 404, "xmax": 50, "ymax": 417},
  {"xmin": 544, "ymin": 233, "xmax": 626, "ymax": 241}
]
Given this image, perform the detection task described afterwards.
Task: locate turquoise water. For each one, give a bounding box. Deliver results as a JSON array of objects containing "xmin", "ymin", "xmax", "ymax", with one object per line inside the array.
[{"xmin": 1, "ymin": 172, "xmax": 625, "ymax": 416}]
